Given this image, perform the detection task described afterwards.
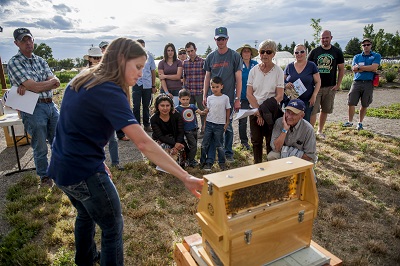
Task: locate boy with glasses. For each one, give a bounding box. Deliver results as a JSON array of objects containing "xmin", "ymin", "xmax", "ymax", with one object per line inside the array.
[{"xmin": 343, "ymin": 38, "xmax": 381, "ymax": 130}]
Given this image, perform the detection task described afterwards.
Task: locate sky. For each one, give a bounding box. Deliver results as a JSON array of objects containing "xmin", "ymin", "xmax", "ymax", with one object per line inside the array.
[{"xmin": 0, "ymin": 0, "xmax": 399, "ymax": 63}]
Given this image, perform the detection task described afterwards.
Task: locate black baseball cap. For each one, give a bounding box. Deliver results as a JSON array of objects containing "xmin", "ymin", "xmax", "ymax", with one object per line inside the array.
[{"xmin": 14, "ymin": 28, "xmax": 33, "ymax": 41}]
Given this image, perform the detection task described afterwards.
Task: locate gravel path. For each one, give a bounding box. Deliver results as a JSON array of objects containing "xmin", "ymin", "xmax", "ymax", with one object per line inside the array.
[{"xmin": 0, "ymin": 87, "xmax": 399, "ymax": 236}]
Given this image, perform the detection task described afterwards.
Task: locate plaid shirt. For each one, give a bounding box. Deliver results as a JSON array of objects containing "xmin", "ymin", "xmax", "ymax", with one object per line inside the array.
[
  {"xmin": 183, "ymin": 56, "xmax": 205, "ymax": 96},
  {"xmin": 8, "ymin": 50, "xmax": 54, "ymax": 99}
]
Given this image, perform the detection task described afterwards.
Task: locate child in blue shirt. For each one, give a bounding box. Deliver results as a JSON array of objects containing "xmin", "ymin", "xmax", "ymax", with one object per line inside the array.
[{"xmin": 175, "ymin": 89, "xmax": 206, "ymax": 167}]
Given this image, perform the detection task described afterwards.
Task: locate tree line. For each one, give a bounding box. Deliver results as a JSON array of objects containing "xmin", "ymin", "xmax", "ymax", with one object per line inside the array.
[{"xmin": 32, "ymin": 23, "xmax": 399, "ymax": 71}]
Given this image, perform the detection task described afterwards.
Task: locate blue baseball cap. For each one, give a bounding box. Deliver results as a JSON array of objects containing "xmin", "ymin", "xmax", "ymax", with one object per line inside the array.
[
  {"xmin": 284, "ymin": 99, "xmax": 305, "ymax": 114},
  {"xmin": 215, "ymin": 27, "xmax": 228, "ymax": 38}
]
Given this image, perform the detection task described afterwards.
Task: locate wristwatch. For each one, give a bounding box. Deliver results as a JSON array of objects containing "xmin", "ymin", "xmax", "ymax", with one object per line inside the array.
[
  {"xmin": 282, "ymin": 128, "xmax": 288, "ymax": 134},
  {"xmin": 234, "ymin": 96, "xmax": 239, "ymax": 101}
]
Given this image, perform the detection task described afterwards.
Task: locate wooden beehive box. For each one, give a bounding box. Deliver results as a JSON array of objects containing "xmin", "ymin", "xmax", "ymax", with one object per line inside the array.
[{"xmin": 196, "ymin": 156, "xmax": 318, "ymax": 266}]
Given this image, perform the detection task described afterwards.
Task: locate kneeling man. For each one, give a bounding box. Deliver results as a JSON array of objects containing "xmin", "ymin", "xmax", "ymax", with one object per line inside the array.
[{"xmin": 267, "ymin": 99, "xmax": 317, "ymax": 163}]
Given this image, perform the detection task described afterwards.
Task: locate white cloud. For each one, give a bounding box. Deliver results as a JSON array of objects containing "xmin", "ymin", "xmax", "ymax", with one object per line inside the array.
[{"xmin": 0, "ymin": 0, "xmax": 399, "ymax": 62}]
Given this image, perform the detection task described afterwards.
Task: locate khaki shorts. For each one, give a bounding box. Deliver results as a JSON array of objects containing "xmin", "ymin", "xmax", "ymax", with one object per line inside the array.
[
  {"xmin": 311, "ymin": 86, "xmax": 336, "ymax": 115},
  {"xmin": 347, "ymin": 80, "xmax": 373, "ymax": 107}
]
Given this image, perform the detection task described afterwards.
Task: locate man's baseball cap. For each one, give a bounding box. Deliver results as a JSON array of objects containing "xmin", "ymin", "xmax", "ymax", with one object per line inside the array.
[
  {"xmin": 361, "ymin": 38, "xmax": 372, "ymax": 44},
  {"xmin": 284, "ymin": 99, "xmax": 305, "ymax": 114},
  {"xmin": 13, "ymin": 28, "xmax": 33, "ymax": 41},
  {"xmin": 99, "ymin": 41, "xmax": 109, "ymax": 49},
  {"xmin": 215, "ymin": 27, "xmax": 228, "ymax": 38}
]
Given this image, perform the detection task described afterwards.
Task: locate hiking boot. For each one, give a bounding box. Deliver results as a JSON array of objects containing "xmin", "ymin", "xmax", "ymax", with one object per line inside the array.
[
  {"xmin": 203, "ymin": 163, "xmax": 212, "ymax": 171},
  {"xmin": 316, "ymin": 132, "xmax": 326, "ymax": 139},
  {"xmin": 219, "ymin": 163, "xmax": 226, "ymax": 171},
  {"xmin": 39, "ymin": 176, "xmax": 54, "ymax": 188},
  {"xmin": 241, "ymin": 143, "xmax": 251, "ymax": 150},
  {"xmin": 226, "ymin": 156, "xmax": 235, "ymax": 163},
  {"xmin": 112, "ymin": 164, "xmax": 125, "ymax": 171},
  {"xmin": 188, "ymin": 160, "xmax": 199, "ymax": 167},
  {"xmin": 342, "ymin": 121, "xmax": 353, "ymax": 127},
  {"xmin": 357, "ymin": 122, "xmax": 363, "ymax": 131}
]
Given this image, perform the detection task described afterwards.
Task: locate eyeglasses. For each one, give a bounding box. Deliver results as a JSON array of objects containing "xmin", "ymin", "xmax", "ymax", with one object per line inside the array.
[
  {"xmin": 294, "ymin": 50, "xmax": 306, "ymax": 55},
  {"xmin": 362, "ymin": 43, "xmax": 371, "ymax": 47},
  {"xmin": 89, "ymin": 56, "xmax": 101, "ymax": 60},
  {"xmin": 260, "ymin": 50, "xmax": 273, "ymax": 55},
  {"xmin": 216, "ymin": 37, "xmax": 227, "ymax": 41},
  {"xmin": 178, "ymin": 52, "xmax": 186, "ymax": 55}
]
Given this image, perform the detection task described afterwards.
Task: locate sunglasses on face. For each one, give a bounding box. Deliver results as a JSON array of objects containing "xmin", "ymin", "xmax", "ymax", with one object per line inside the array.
[
  {"xmin": 260, "ymin": 50, "xmax": 273, "ymax": 55},
  {"xmin": 89, "ymin": 56, "xmax": 101, "ymax": 60},
  {"xmin": 179, "ymin": 52, "xmax": 186, "ymax": 55},
  {"xmin": 216, "ymin": 37, "xmax": 227, "ymax": 41},
  {"xmin": 362, "ymin": 43, "xmax": 371, "ymax": 47},
  {"xmin": 294, "ymin": 50, "xmax": 306, "ymax": 55}
]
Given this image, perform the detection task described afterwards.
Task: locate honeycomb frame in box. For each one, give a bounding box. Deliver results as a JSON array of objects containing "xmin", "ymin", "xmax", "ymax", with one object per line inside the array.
[{"xmin": 196, "ymin": 157, "xmax": 318, "ymax": 266}]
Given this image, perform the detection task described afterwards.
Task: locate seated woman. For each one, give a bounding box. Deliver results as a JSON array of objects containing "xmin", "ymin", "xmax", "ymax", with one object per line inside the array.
[{"xmin": 150, "ymin": 94, "xmax": 187, "ymax": 167}]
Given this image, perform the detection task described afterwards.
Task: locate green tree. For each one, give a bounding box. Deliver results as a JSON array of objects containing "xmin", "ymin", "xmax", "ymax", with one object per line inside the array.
[
  {"xmin": 33, "ymin": 43, "xmax": 53, "ymax": 60},
  {"xmin": 310, "ymin": 41, "xmax": 316, "ymax": 49},
  {"xmin": 47, "ymin": 58, "xmax": 58, "ymax": 70},
  {"xmin": 304, "ymin": 41, "xmax": 310, "ymax": 52},
  {"xmin": 277, "ymin": 43, "xmax": 282, "ymax": 51},
  {"xmin": 289, "ymin": 41, "xmax": 296, "ymax": 54},
  {"xmin": 333, "ymin": 42, "xmax": 342, "ymax": 50},
  {"xmin": 310, "ymin": 18, "xmax": 322, "ymax": 44},
  {"xmin": 345, "ymin": 37, "xmax": 361, "ymax": 55},
  {"xmin": 204, "ymin": 45, "xmax": 213, "ymax": 57},
  {"xmin": 283, "ymin": 44, "xmax": 290, "ymax": 52},
  {"xmin": 58, "ymin": 58, "xmax": 74, "ymax": 69},
  {"xmin": 74, "ymin": 57, "xmax": 85, "ymax": 68}
]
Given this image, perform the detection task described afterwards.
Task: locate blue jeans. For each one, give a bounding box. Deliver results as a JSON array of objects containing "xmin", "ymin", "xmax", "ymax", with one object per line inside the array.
[
  {"xmin": 58, "ymin": 172, "xmax": 124, "ymax": 266},
  {"xmin": 20, "ymin": 102, "xmax": 59, "ymax": 177},
  {"xmin": 207, "ymin": 112, "xmax": 234, "ymax": 160},
  {"xmin": 303, "ymin": 100, "xmax": 313, "ymax": 123},
  {"xmin": 132, "ymin": 84, "xmax": 152, "ymax": 127},
  {"xmin": 201, "ymin": 122, "xmax": 225, "ymax": 164},
  {"xmin": 108, "ymin": 131, "xmax": 119, "ymax": 165},
  {"xmin": 238, "ymin": 100, "xmax": 250, "ymax": 145}
]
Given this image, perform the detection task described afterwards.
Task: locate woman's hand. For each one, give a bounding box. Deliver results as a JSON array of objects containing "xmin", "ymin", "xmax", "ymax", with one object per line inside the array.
[
  {"xmin": 104, "ymin": 162, "xmax": 112, "ymax": 179},
  {"xmin": 183, "ymin": 175, "xmax": 204, "ymax": 199},
  {"xmin": 159, "ymin": 74, "xmax": 166, "ymax": 80},
  {"xmin": 175, "ymin": 142, "xmax": 185, "ymax": 151},
  {"xmin": 254, "ymin": 110, "xmax": 264, "ymax": 126},
  {"xmin": 285, "ymin": 82, "xmax": 293, "ymax": 89},
  {"xmin": 309, "ymin": 94, "xmax": 317, "ymax": 106}
]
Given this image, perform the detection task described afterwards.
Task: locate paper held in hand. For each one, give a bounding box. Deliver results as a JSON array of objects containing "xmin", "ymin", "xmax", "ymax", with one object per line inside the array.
[
  {"xmin": 233, "ymin": 108, "xmax": 258, "ymax": 120},
  {"xmin": 286, "ymin": 78, "xmax": 307, "ymax": 99},
  {"xmin": 4, "ymin": 86, "xmax": 39, "ymax": 115}
]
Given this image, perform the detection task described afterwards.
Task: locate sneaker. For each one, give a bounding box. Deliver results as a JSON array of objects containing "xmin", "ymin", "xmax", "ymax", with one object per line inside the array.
[
  {"xmin": 112, "ymin": 164, "xmax": 125, "ymax": 171},
  {"xmin": 357, "ymin": 122, "xmax": 363, "ymax": 130},
  {"xmin": 241, "ymin": 143, "xmax": 251, "ymax": 150},
  {"xmin": 189, "ymin": 160, "xmax": 199, "ymax": 167},
  {"xmin": 316, "ymin": 132, "xmax": 326, "ymax": 139},
  {"xmin": 144, "ymin": 125, "xmax": 153, "ymax": 132},
  {"xmin": 219, "ymin": 163, "xmax": 226, "ymax": 171},
  {"xmin": 40, "ymin": 176, "xmax": 54, "ymax": 188},
  {"xmin": 342, "ymin": 121, "xmax": 353, "ymax": 127},
  {"xmin": 203, "ymin": 163, "xmax": 212, "ymax": 171},
  {"xmin": 226, "ymin": 156, "xmax": 235, "ymax": 163}
]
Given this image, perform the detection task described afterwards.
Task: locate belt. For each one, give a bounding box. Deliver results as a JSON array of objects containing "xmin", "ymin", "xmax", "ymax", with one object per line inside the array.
[
  {"xmin": 38, "ymin": 98, "xmax": 53, "ymax": 103},
  {"xmin": 354, "ymin": 80, "xmax": 372, "ymax": 83}
]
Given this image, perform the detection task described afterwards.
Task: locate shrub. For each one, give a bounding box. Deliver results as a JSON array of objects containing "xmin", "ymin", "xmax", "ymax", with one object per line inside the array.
[
  {"xmin": 384, "ymin": 70, "xmax": 397, "ymax": 83},
  {"xmin": 340, "ymin": 74, "xmax": 353, "ymax": 90},
  {"xmin": 345, "ymin": 64, "xmax": 352, "ymax": 71}
]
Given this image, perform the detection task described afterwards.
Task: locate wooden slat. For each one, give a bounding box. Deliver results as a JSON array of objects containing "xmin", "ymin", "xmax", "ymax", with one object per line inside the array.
[
  {"xmin": 311, "ymin": 240, "xmax": 343, "ymax": 266},
  {"xmin": 174, "ymin": 243, "xmax": 197, "ymax": 266}
]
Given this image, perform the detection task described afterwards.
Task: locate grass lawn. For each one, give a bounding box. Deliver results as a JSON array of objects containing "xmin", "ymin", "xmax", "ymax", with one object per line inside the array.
[{"xmin": 1, "ymin": 122, "xmax": 399, "ymax": 266}]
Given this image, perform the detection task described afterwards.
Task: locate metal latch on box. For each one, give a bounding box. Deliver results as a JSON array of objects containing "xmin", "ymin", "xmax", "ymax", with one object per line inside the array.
[
  {"xmin": 298, "ymin": 210, "xmax": 305, "ymax": 223},
  {"xmin": 244, "ymin": 230, "xmax": 252, "ymax": 244},
  {"xmin": 207, "ymin": 181, "xmax": 213, "ymax": 195}
]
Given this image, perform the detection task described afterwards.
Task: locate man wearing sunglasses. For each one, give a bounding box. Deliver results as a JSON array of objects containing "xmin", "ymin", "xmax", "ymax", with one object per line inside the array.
[
  {"xmin": 8, "ymin": 28, "xmax": 60, "ymax": 187},
  {"xmin": 202, "ymin": 26, "xmax": 243, "ymax": 163},
  {"xmin": 308, "ymin": 30, "xmax": 344, "ymax": 138},
  {"xmin": 343, "ymin": 38, "xmax": 381, "ymax": 130}
]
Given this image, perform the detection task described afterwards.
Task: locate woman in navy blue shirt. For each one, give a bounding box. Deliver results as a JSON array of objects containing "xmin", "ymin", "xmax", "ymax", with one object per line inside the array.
[
  {"xmin": 47, "ymin": 38, "xmax": 203, "ymax": 266},
  {"xmin": 284, "ymin": 44, "xmax": 321, "ymax": 122}
]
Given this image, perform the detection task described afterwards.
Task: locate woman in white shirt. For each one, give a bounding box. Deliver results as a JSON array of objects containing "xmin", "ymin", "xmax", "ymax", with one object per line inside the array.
[{"xmin": 246, "ymin": 40, "xmax": 284, "ymax": 163}]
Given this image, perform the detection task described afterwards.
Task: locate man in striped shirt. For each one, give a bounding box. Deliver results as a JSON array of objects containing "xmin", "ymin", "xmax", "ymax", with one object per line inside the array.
[
  {"xmin": 183, "ymin": 42, "xmax": 206, "ymax": 137},
  {"xmin": 8, "ymin": 28, "xmax": 60, "ymax": 186}
]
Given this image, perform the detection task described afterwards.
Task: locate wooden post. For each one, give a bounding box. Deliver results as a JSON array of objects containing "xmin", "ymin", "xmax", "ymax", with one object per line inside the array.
[{"xmin": 0, "ymin": 56, "xmax": 7, "ymax": 92}]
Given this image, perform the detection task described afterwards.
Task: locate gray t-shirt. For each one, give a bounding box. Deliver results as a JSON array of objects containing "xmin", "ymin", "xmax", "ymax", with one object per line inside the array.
[
  {"xmin": 203, "ymin": 48, "xmax": 242, "ymax": 101},
  {"xmin": 270, "ymin": 117, "xmax": 317, "ymax": 162}
]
